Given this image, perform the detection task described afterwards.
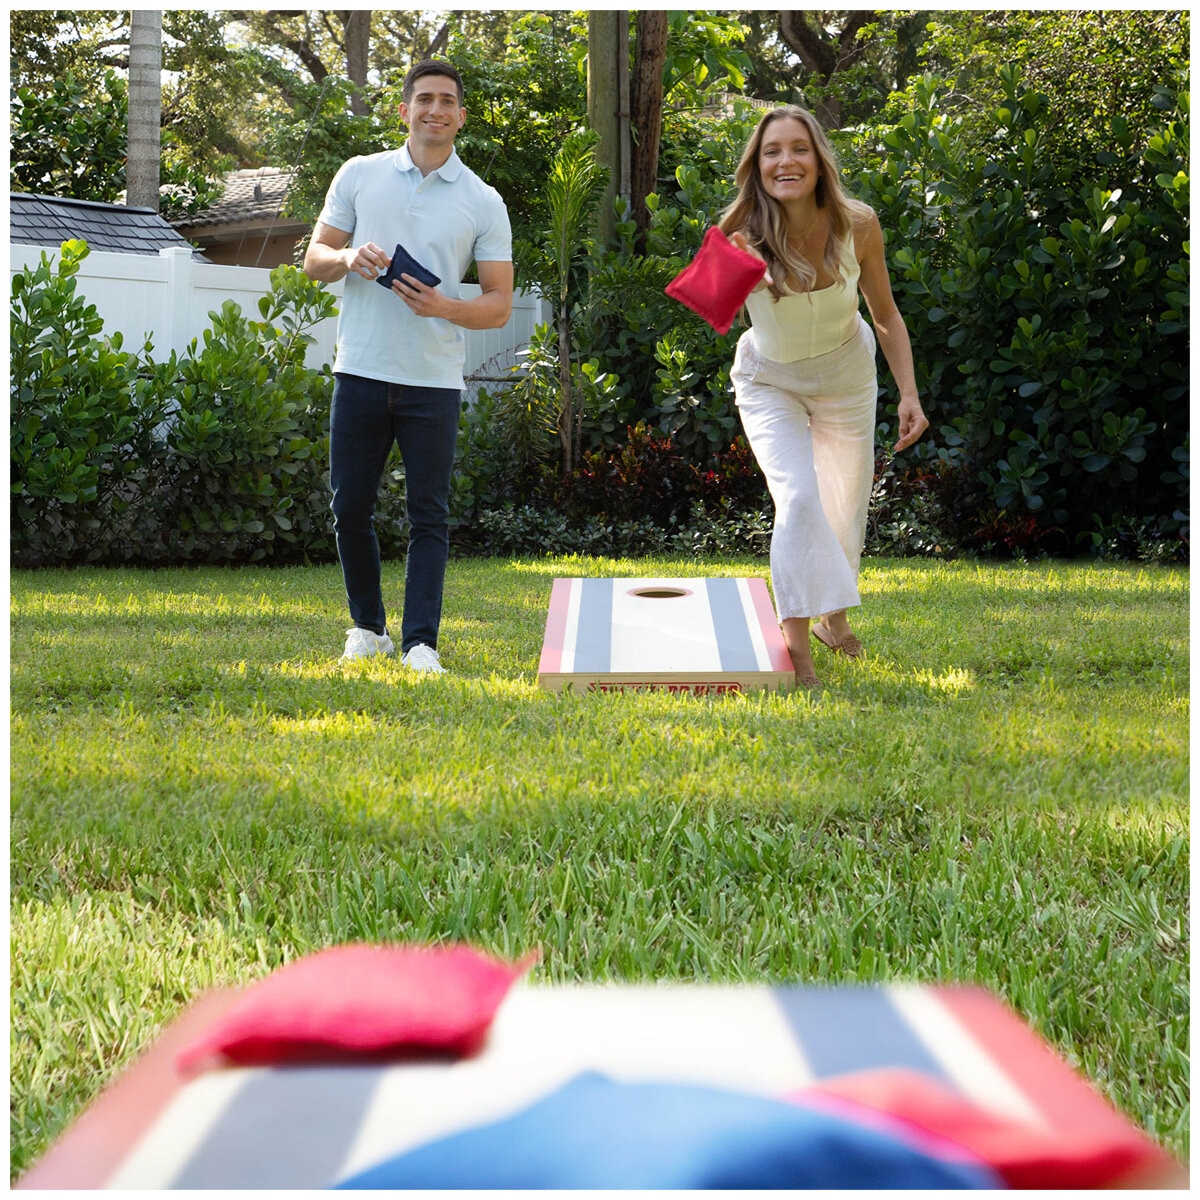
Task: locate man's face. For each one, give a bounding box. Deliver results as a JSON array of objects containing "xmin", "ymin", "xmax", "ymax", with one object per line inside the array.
[{"xmin": 399, "ymin": 74, "xmax": 465, "ymax": 150}]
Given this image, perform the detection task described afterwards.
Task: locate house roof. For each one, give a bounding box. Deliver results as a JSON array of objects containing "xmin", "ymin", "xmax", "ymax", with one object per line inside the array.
[
  {"xmin": 10, "ymin": 193, "xmax": 198, "ymax": 256},
  {"xmin": 173, "ymin": 167, "xmax": 300, "ymax": 233}
]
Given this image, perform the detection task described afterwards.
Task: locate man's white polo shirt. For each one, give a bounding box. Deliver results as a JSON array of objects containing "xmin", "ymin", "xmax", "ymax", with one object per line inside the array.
[{"xmin": 317, "ymin": 143, "xmax": 512, "ymax": 390}]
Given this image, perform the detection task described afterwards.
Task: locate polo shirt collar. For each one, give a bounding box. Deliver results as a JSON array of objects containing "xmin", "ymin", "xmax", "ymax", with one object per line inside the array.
[{"xmin": 393, "ymin": 142, "xmax": 463, "ymax": 181}]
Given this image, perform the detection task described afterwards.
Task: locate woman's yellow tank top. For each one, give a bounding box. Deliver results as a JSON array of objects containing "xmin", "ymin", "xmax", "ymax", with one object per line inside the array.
[{"xmin": 744, "ymin": 235, "xmax": 861, "ymax": 362}]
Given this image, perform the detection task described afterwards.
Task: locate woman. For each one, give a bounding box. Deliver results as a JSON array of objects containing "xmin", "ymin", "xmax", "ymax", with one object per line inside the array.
[{"xmin": 720, "ymin": 105, "xmax": 928, "ymax": 688}]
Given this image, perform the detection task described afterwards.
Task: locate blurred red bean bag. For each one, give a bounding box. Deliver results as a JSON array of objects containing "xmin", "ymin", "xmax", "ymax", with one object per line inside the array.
[
  {"xmin": 794, "ymin": 1069, "xmax": 1179, "ymax": 1190},
  {"xmin": 176, "ymin": 943, "xmax": 536, "ymax": 1073},
  {"xmin": 665, "ymin": 226, "xmax": 766, "ymax": 335}
]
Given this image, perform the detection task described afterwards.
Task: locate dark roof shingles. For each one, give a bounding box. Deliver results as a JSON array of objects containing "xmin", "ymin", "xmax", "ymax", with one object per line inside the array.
[
  {"xmin": 173, "ymin": 168, "xmax": 295, "ymax": 229},
  {"xmin": 10, "ymin": 193, "xmax": 195, "ymax": 256}
]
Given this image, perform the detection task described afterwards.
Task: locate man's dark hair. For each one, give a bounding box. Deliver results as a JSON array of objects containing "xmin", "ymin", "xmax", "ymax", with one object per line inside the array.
[{"xmin": 402, "ymin": 59, "xmax": 464, "ymax": 106}]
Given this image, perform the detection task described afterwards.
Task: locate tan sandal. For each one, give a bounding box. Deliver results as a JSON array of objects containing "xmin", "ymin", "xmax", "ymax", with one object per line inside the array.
[{"xmin": 811, "ymin": 621, "xmax": 863, "ymax": 659}]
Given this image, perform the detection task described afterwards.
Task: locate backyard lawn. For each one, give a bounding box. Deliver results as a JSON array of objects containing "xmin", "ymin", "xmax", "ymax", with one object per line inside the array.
[{"xmin": 9, "ymin": 555, "xmax": 1189, "ymax": 1177}]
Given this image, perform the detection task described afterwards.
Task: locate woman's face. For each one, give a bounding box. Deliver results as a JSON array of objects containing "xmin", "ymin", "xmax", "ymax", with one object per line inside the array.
[{"xmin": 757, "ymin": 116, "xmax": 821, "ymax": 205}]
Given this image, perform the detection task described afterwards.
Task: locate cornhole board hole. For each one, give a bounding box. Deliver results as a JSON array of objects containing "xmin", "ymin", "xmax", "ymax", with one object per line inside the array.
[{"xmin": 537, "ymin": 577, "xmax": 793, "ymax": 694}]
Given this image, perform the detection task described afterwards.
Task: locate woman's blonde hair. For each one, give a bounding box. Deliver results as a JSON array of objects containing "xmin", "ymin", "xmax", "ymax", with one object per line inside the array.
[{"xmin": 719, "ymin": 105, "xmax": 871, "ymax": 299}]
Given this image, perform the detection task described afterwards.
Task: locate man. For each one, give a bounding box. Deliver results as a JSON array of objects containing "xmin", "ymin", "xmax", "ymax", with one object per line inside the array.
[{"xmin": 304, "ymin": 59, "xmax": 513, "ymax": 673}]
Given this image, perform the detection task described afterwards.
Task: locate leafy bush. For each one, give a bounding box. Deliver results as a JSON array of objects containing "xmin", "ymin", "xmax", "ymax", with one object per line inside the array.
[
  {"xmin": 579, "ymin": 138, "xmax": 757, "ymax": 462},
  {"xmin": 846, "ymin": 66, "xmax": 1189, "ymax": 553},
  {"xmin": 472, "ymin": 504, "xmax": 672, "ymax": 559},
  {"xmin": 571, "ymin": 422, "xmax": 699, "ymax": 526},
  {"xmin": 466, "ymin": 500, "xmax": 772, "ymax": 562},
  {"xmin": 10, "ymin": 240, "xmax": 169, "ymax": 566},
  {"xmin": 11, "ymin": 68, "xmax": 222, "ymax": 218},
  {"xmin": 14, "ymin": 51, "xmax": 1189, "ymax": 567},
  {"xmin": 450, "ymin": 12, "xmax": 588, "ymax": 264},
  {"xmin": 451, "ymin": 324, "xmax": 615, "ymax": 533},
  {"xmin": 449, "ymin": 99, "xmax": 773, "ymax": 551},
  {"xmin": 148, "ymin": 272, "xmax": 339, "ymax": 562},
  {"xmin": 11, "ymin": 73, "xmax": 128, "ymax": 203},
  {"xmin": 10, "ymin": 244, "xmax": 347, "ymax": 567},
  {"xmin": 865, "ymin": 449, "xmax": 980, "ymax": 560},
  {"xmin": 671, "ymin": 499, "xmax": 773, "ymax": 559}
]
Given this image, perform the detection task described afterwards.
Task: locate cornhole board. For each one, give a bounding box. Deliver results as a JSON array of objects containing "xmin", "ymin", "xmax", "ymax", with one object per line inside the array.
[
  {"xmin": 537, "ymin": 577, "xmax": 793, "ymax": 693},
  {"xmin": 16, "ymin": 982, "xmax": 1181, "ymax": 1189}
]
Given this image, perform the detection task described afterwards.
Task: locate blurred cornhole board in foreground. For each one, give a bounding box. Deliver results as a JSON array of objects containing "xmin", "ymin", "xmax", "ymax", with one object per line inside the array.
[
  {"xmin": 16, "ymin": 982, "xmax": 1182, "ymax": 1189},
  {"xmin": 538, "ymin": 577, "xmax": 793, "ymax": 693}
]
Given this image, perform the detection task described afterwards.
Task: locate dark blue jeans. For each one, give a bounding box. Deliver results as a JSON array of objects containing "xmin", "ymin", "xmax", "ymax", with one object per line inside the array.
[{"xmin": 329, "ymin": 372, "xmax": 461, "ymax": 652}]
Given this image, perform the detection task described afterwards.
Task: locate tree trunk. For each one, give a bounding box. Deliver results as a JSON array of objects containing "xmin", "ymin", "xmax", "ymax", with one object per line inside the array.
[
  {"xmin": 557, "ymin": 315, "xmax": 574, "ymax": 477},
  {"xmin": 340, "ymin": 9, "xmax": 371, "ymax": 116},
  {"xmin": 630, "ymin": 10, "xmax": 668, "ymax": 243},
  {"xmin": 126, "ymin": 9, "xmax": 162, "ymax": 211},
  {"xmin": 587, "ymin": 11, "xmax": 628, "ymax": 247},
  {"xmin": 778, "ymin": 10, "xmax": 877, "ymax": 128}
]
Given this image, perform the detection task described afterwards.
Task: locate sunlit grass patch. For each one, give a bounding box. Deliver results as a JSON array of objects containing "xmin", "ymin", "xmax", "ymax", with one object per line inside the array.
[{"xmin": 9, "ymin": 556, "xmax": 1189, "ymax": 1176}]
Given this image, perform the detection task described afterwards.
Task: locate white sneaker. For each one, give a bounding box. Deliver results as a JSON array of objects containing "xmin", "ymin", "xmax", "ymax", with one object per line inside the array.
[
  {"xmin": 341, "ymin": 627, "xmax": 395, "ymax": 660},
  {"xmin": 401, "ymin": 643, "xmax": 446, "ymax": 674}
]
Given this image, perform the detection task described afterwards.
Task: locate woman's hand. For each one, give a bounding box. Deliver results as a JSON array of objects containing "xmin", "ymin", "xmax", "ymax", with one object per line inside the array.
[
  {"xmin": 729, "ymin": 230, "xmax": 773, "ymax": 290},
  {"xmin": 894, "ymin": 396, "xmax": 930, "ymax": 452}
]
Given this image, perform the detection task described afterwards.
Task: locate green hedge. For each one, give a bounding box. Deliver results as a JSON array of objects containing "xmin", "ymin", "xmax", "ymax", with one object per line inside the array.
[
  {"xmin": 846, "ymin": 67, "xmax": 1189, "ymax": 555},
  {"xmin": 11, "ymin": 243, "xmax": 411, "ymax": 568}
]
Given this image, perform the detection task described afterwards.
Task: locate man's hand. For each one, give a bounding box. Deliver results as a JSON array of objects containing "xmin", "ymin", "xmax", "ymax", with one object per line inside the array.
[
  {"xmin": 894, "ymin": 396, "xmax": 930, "ymax": 452},
  {"xmin": 391, "ymin": 274, "xmax": 449, "ymax": 319},
  {"xmin": 303, "ymin": 224, "xmax": 389, "ymax": 285},
  {"xmin": 345, "ymin": 242, "xmax": 391, "ymax": 280}
]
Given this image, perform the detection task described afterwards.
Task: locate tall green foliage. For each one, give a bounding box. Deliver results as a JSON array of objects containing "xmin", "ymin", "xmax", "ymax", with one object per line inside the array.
[
  {"xmin": 541, "ymin": 129, "xmax": 609, "ymax": 476},
  {"xmin": 10, "ymin": 240, "xmax": 166, "ymax": 564},
  {"xmin": 846, "ymin": 65, "xmax": 1188, "ymax": 551},
  {"xmin": 10, "ymin": 12, "xmax": 232, "ymax": 217},
  {"xmin": 10, "ymin": 244, "xmax": 345, "ymax": 567},
  {"xmin": 254, "ymin": 62, "xmax": 383, "ymax": 228},
  {"xmin": 450, "ymin": 12, "xmax": 587, "ymax": 263},
  {"xmin": 153, "ymin": 273, "xmax": 339, "ymax": 562},
  {"xmin": 11, "ymin": 73, "xmax": 130, "ymax": 203},
  {"xmin": 579, "ymin": 101, "xmax": 762, "ymax": 460},
  {"xmin": 917, "ymin": 10, "xmax": 1188, "ymax": 181},
  {"xmin": 10, "ymin": 14, "xmax": 1189, "ymax": 563}
]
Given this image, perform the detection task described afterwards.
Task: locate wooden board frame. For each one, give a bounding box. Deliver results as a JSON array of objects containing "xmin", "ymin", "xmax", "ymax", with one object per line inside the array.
[{"xmin": 537, "ymin": 577, "xmax": 794, "ymax": 694}]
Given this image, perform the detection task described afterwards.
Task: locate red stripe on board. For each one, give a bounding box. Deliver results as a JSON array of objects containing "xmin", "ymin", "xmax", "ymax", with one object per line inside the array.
[
  {"xmin": 747, "ymin": 578, "xmax": 793, "ymax": 672},
  {"xmin": 16, "ymin": 988, "xmax": 243, "ymax": 1190},
  {"xmin": 538, "ymin": 578, "xmax": 574, "ymax": 675},
  {"xmin": 935, "ymin": 986, "xmax": 1142, "ymax": 1142}
]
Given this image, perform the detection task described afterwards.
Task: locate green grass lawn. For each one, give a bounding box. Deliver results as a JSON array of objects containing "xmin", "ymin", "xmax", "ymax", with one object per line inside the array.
[{"xmin": 10, "ymin": 555, "xmax": 1189, "ymax": 1176}]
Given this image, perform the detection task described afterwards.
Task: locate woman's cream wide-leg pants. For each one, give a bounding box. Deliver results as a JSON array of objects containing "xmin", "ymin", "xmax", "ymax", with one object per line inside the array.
[{"xmin": 731, "ymin": 315, "xmax": 878, "ymax": 621}]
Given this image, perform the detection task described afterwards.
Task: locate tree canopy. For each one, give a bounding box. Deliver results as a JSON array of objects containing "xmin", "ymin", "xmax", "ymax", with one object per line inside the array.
[{"xmin": 13, "ymin": 9, "xmax": 1186, "ymax": 225}]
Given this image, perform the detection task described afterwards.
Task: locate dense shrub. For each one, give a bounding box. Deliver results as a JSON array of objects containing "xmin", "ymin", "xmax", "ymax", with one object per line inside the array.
[
  {"xmin": 150, "ymin": 283, "xmax": 333, "ymax": 561},
  {"xmin": 10, "ymin": 243, "xmax": 357, "ymax": 567},
  {"xmin": 11, "ymin": 69, "xmax": 223, "ymax": 219},
  {"xmin": 449, "ymin": 101, "xmax": 773, "ymax": 551},
  {"xmin": 572, "ymin": 423, "xmax": 700, "ymax": 526},
  {"xmin": 11, "ymin": 240, "xmax": 169, "ymax": 566},
  {"xmin": 462, "ymin": 70, "xmax": 1185, "ymax": 563},
  {"xmin": 845, "ymin": 66, "xmax": 1189, "ymax": 555},
  {"xmin": 578, "ymin": 133, "xmax": 759, "ymax": 463},
  {"xmin": 467, "ymin": 500, "xmax": 772, "ymax": 562}
]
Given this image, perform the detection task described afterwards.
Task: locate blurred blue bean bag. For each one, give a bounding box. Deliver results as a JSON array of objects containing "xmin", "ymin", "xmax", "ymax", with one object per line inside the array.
[{"xmin": 334, "ymin": 1071, "xmax": 1001, "ymax": 1189}]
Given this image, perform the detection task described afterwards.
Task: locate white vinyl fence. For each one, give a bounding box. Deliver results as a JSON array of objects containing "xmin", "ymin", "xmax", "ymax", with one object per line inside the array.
[{"xmin": 10, "ymin": 243, "xmax": 549, "ymax": 386}]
